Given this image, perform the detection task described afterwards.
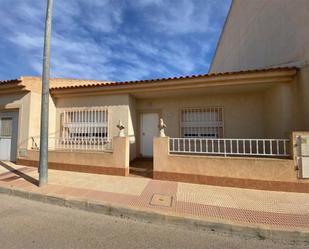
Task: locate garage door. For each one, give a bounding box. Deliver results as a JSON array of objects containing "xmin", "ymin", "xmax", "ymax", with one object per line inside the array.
[{"xmin": 0, "ymin": 112, "xmax": 18, "ymax": 161}]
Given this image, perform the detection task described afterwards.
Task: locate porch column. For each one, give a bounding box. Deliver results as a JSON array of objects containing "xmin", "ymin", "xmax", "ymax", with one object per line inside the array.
[
  {"xmin": 112, "ymin": 136, "xmax": 130, "ymax": 176},
  {"xmin": 153, "ymin": 136, "xmax": 169, "ymax": 178}
]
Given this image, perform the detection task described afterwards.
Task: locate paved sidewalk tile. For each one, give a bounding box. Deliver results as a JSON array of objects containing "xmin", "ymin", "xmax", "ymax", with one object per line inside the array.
[
  {"xmin": 177, "ymin": 182, "xmax": 309, "ymax": 215},
  {"xmin": 0, "ymin": 162, "xmax": 309, "ymax": 231}
]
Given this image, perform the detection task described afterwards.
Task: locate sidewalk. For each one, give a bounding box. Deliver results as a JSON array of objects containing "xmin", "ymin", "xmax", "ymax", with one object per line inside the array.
[{"xmin": 0, "ymin": 161, "xmax": 309, "ymax": 239}]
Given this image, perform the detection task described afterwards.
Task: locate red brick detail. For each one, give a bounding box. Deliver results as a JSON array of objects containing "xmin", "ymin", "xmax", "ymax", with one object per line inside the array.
[
  {"xmin": 16, "ymin": 159, "xmax": 128, "ymax": 176},
  {"xmin": 175, "ymin": 201, "xmax": 309, "ymax": 228},
  {"xmin": 153, "ymin": 171, "xmax": 309, "ymax": 193}
]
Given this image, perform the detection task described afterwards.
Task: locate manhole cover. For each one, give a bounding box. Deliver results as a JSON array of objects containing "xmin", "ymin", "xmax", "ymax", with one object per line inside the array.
[{"xmin": 150, "ymin": 194, "xmax": 173, "ymax": 207}]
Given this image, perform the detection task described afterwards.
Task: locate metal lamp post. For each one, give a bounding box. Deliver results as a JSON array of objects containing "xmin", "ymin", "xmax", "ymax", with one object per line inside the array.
[{"xmin": 39, "ymin": 0, "xmax": 54, "ymax": 186}]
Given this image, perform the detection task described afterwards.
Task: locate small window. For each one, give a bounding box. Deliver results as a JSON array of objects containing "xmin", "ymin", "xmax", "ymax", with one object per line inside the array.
[
  {"xmin": 0, "ymin": 118, "xmax": 12, "ymax": 137},
  {"xmin": 180, "ymin": 107, "xmax": 224, "ymax": 138}
]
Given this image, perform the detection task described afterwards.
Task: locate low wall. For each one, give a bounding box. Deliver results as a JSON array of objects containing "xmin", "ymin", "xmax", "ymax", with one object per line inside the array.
[
  {"xmin": 154, "ymin": 137, "xmax": 309, "ymax": 192},
  {"xmin": 17, "ymin": 137, "xmax": 130, "ymax": 176}
]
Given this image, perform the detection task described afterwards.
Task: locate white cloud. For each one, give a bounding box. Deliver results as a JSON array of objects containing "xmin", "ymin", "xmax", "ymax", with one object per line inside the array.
[
  {"xmin": 9, "ymin": 33, "xmax": 43, "ymax": 50},
  {"xmin": 132, "ymin": 0, "xmax": 164, "ymax": 7},
  {"xmin": 0, "ymin": 0, "xmax": 230, "ymax": 80},
  {"xmin": 135, "ymin": 0, "xmax": 216, "ymax": 35},
  {"xmin": 76, "ymin": 0, "xmax": 124, "ymax": 33}
]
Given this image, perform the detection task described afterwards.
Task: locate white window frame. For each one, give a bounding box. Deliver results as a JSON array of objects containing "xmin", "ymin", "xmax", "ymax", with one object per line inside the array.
[{"xmin": 180, "ymin": 107, "xmax": 224, "ymax": 138}]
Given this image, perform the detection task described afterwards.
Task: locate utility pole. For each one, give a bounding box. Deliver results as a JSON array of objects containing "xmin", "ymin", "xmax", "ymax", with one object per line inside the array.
[{"xmin": 39, "ymin": 0, "xmax": 54, "ymax": 187}]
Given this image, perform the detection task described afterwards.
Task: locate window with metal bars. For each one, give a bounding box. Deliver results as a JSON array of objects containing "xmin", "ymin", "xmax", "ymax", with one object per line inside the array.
[
  {"xmin": 0, "ymin": 118, "xmax": 12, "ymax": 137},
  {"xmin": 180, "ymin": 107, "xmax": 224, "ymax": 138},
  {"xmin": 61, "ymin": 108, "xmax": 109, "ymax": 143}
]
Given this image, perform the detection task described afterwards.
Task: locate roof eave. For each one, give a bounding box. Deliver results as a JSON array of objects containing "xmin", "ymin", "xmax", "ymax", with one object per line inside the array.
[{"xmin": 50, "ymin": 68, "xmax": 297, "ymax": 98}]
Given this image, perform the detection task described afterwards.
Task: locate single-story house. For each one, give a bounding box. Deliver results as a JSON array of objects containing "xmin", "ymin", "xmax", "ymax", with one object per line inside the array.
[{"xmin": 0, "ymin": 68, "xmax": 308, "ymax": 192}]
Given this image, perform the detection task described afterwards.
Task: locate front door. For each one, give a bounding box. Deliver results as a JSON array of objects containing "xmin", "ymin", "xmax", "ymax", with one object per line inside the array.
[
  {"xmin": 140, "ymin": 113, "xmax": 159, "ymax": 157},
  {"xmin": 0, "ymin": 112, "xmax": 18, "ymax": 161}
]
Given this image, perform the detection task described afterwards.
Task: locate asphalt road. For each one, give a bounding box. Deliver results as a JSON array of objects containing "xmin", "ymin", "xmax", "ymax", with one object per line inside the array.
[{"xmin": 0, "ymin": 194, "xmax": 307, "ymax": 249}]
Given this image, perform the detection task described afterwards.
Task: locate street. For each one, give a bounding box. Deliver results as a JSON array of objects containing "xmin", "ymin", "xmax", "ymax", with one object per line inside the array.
[{"xmin": 0, "ymin": 194, "xmax": 307, "ymax": 249}]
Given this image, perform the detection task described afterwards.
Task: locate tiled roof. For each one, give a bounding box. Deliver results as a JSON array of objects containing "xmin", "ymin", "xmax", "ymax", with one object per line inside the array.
[
  {"xmin": 51, "ymin": 78, "xmax": 111, "ymax": 88},
  {"xmin": 50, "ymin": 67, "xmax": 297, "ymax": 90},
  {"xmin": 0, "ymin": 67, "xmax": 297, "ymax": 92},
  {"xmin": 0, "ymin": 79, "xmax": 22, "ymax": 85},
  {"xmin": 19, "ymin": 76, "xmax": 111, "ymax": 89}
]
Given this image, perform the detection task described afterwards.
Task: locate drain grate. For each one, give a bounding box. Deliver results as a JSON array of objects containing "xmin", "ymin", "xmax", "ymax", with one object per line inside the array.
[{"xmin": 150, "ymin": 194, "xmax": 173, "ymax": 207}]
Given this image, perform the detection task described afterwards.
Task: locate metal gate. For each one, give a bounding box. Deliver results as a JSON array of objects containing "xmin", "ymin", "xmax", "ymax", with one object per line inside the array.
[{"xmin": 0, "ymin": 111, "xmax": 18, "ymax": 161}]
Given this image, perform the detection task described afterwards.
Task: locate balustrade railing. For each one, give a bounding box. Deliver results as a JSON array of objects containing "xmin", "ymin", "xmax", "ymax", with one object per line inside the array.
[
  {"xmin": 169, "ymin": 138, "xmax": 290, "ymax": 157},
  {"xmin": 31, "ymin": 136, "xmax": 113, "ymax": 152}
]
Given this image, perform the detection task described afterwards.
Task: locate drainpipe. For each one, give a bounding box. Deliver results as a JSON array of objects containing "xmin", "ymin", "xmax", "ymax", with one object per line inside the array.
[{"xmin": 39, "ymin": 0, "xmax": 53, "ymax": 187}]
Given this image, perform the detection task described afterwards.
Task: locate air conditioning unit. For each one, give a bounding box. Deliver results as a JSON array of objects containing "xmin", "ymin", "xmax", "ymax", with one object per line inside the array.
[{"xmin": 296, "ymin": 135, "xmax": 309, "ymax": 178}]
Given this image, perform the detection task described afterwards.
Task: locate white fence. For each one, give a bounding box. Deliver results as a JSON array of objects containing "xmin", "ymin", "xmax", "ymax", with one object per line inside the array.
[
  {"xmin": 169, "ymin": 138, "xmax": 290, "ymax": 157},
  {"xmin": 31, "ymin": 136, "xmax": 113, "ymax": 152}
]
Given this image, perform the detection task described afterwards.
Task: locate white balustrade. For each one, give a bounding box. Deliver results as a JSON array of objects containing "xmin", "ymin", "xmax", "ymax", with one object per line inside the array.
[
  {"xmin": 31, "ymin": 136, "xmax": 113, "ymax": 152},
  {"xmin": 169, "ymin": 138, "xmax": 290, "ymax": 157}
]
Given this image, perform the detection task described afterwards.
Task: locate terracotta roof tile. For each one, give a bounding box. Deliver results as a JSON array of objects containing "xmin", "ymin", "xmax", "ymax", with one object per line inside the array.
[
  {"xmin": 19, "ymin": 76, "xmax": 111, "ymax": 88},
  {"xmin": 0, "ymin": 66, "xmax": 297, "ymax": 92},
  {"xmin": 50, "ymin": 66, "xmax": 297, "ymax": 90},
  {"xmin": 0, "ymin": 79, "xmax": 22, "ymax": 85}
]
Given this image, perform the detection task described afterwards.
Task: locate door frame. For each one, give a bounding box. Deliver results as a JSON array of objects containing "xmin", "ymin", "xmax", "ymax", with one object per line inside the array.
[
  {"xmin": 0, "ymin": 110, "xmax": 19, "ymax": 162},
  {"xmin": 136, "ymin": 109, "xmax": 162, "ymax": 158}
]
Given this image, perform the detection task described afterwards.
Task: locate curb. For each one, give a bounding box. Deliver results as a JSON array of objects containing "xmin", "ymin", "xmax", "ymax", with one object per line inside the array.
[{"xmin": 0, "ymin": 185, "xmax": 308, "ymax": 243}]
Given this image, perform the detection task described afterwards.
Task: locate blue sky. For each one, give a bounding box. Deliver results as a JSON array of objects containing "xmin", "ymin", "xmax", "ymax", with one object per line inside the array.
[{"xmin": 0, "ymin": 0, "xmax": 231, "ymax": 81}]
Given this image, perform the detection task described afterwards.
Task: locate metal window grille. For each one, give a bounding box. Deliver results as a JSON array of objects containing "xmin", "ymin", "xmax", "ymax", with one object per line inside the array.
[
  {"xmin": 180, "ymin": 107, "xmax": 224, "ymax": 138},
  {"xmin": 0, "ymin": 118, "xmax": 12, "ymax": 137},
  {"xmin": 59, "ymin": 107, "xmax": 111, "ymax": 150}
]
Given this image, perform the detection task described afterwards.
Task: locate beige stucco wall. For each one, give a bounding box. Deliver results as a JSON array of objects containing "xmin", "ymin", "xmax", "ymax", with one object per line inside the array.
[
  {"xmin": 0, "ymin": 92, "xmax": 31, "ymax": 151},
  {"xmin": 264, "ymin": 84, "xmax": 294, "ymax": 138},
  {"xmin": 22, "ymin": 136, "xmax": 129, "ymax": 170},
  {"xmin": 263, "ymin": 67, "xmax": 309, "ymax": 133},
  {"xmin": 298, "ymin": 65, "xmax": 309, "ymax": 129},
  {"xmin": 54, "ymin": 94, "xmax": 137, "ymax": 161},
  {"xmin": 154, "ymin": 137, "xmax": 304, "ymax": 183},
  {"xmin": 8, "ymin": 74, "xmax": 301, "ymax": 163},
  {"xmin": 27, "ymin": 92, "xmax": 57, "ymax": 149},
  {"xmin": 0, "ymin": 91, "xmax": 57, "ymax": 155},
  {"xmin": 136, "ymin": 92, "xmax": 265, "ymax": 139},
  {"xmin": 8, "ymin": 89, "xmax": 138, "ymax": 161},
  {"xmin": 128, "ymin": 95, "xmax": 137, "ymax": 160},
  {"xmin": 11, "ymin": 82, "xmax": 297, "ymax": 162},
  {"xmin": 264, "ymin": 66, "xmax": 309, "ymax": 132},
  {"xmin": 210, "ymin": 0, "xmax": 309, "ymax": 73},
  {"xmin": 210, "ymin": 0, "xmax": 309, "ymax": 130},
  {"xmin": 55, "ymin": 94, "xmax": 129, "ymax": 136}
]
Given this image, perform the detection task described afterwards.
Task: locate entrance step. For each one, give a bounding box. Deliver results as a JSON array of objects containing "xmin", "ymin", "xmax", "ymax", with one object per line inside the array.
[{"xmin": 129, "ymin": 159, "xmax": 153, "ymax": 178}]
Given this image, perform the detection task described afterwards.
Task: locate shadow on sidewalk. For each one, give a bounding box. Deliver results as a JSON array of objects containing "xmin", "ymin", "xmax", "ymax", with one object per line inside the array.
[{"xmin": 0, "ymin": 161, "xmax": 39, "ymax": 186}]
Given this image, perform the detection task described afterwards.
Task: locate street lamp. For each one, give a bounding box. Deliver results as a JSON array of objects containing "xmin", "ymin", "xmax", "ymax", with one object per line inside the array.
[{"xmin": 39, "ymin": 0, "xmax": 54, "ymax": 186}]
